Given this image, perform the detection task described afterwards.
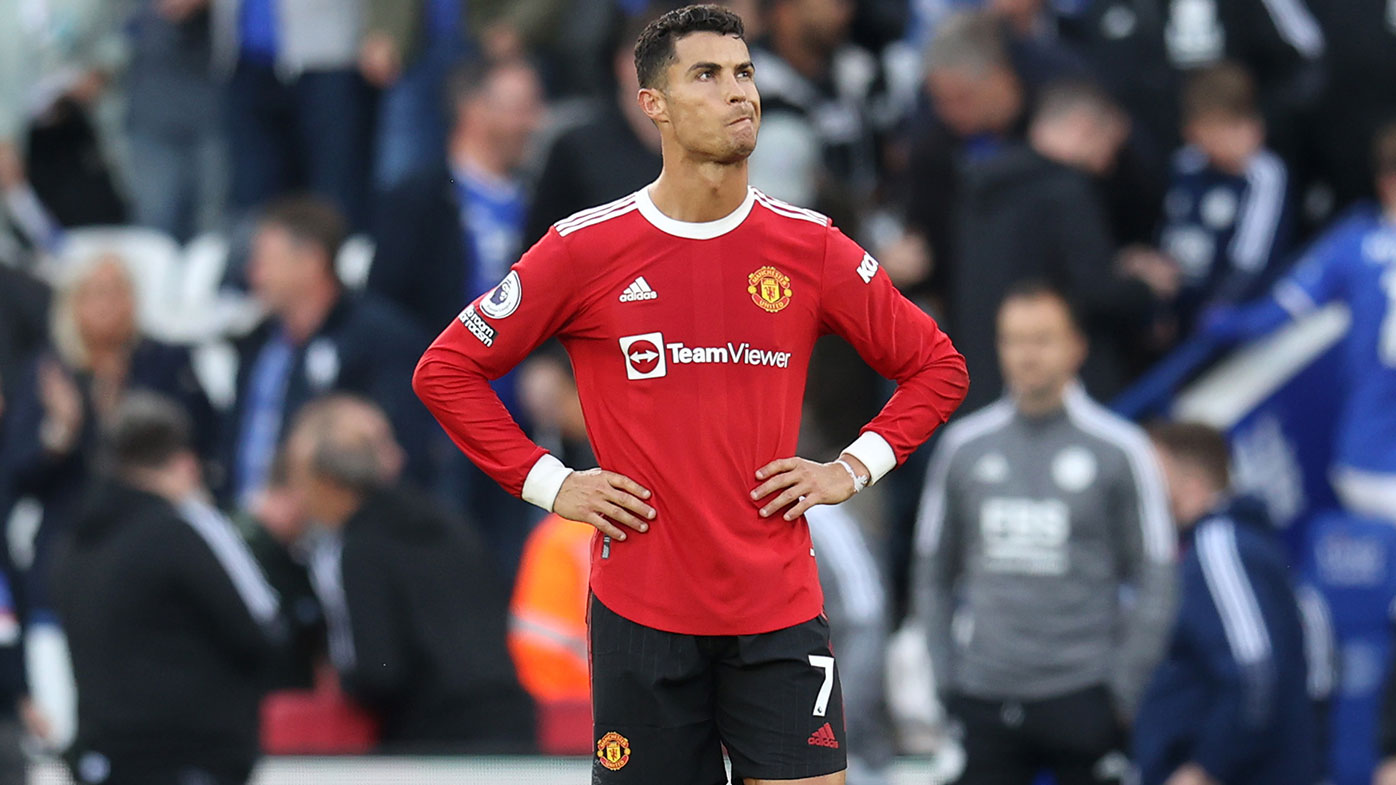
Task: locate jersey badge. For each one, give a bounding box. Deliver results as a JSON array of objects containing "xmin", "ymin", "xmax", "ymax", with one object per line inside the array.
[
  {"xmin": 747, "ymin": 266, "xmax": 792, "ymax": 313},
  {"xmin": 481, "ymin": 270, "xmax": 522, "ymax": 319},
  {"xmin": 1052, "ymin": 446, "xmax": 1098, "ymax": 492},
  {"xmin": 596, "ymin": 731, "xmax": 631, "ymax": 770}
]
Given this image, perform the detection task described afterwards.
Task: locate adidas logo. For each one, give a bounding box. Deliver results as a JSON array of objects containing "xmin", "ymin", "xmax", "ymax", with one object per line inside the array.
[
  {"xmin": 807, "ymin": 722, "xmax": 839, "ymax": 749},
  {"xmin": 619, "ymin": 276, "xmax": 658, "ymax": 302}
]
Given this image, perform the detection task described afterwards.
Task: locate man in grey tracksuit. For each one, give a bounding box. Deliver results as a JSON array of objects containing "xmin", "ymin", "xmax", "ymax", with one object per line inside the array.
[{"xmin": 913, "ymin": 282, "xmax": 1177, "ymax": 785}]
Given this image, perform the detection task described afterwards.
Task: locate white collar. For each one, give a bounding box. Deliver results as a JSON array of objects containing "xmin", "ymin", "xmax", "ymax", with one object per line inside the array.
[{"xmin": 635, "ymin": 184, "xmax": 756, "ymax": 239}]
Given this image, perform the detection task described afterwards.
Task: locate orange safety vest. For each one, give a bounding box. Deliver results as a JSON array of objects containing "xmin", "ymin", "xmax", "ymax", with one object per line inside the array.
[{"xmin": 508, "ymin": 514, "xmax": 593, "ymax": 701}]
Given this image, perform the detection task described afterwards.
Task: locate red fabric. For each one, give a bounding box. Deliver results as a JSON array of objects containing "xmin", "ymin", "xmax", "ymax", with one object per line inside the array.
[
  {"xmin": 414, "ymin": 190, "xmax": 967, "ymax": 635},
  {"xmin": 260, "ymin": 690, "xmax": 379, "ymax": 754}
]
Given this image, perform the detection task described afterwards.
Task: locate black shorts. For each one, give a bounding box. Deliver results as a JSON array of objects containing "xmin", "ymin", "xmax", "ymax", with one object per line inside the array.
[
  {"xmin": 589, "ymin": 595, "xmax": 847, "ymax": 784},
  {"xmin": 950, "ymin": 685, "xmax": 1129, "ymax": 785}
]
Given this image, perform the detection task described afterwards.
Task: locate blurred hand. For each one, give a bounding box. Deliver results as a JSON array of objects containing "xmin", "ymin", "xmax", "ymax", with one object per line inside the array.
[
  {"xmin": 750, "ymin": 454, "xmax": 866, "ymax": 521},
  {"xmin": 0, "ymin": 141, "xmax": 24, "ymax": 190},
  {"xmin": 553, "ymin": 469, "xmax": 655, "ymax": 542},
  {"xmin": 38, "ymin": 360, "xmax": 83, "ymax": 453},
  {"xmin": 19, "ymin": 697, "xmax": 53, "ymax": 745},
  {"xmin": 1164, "ymin": 763, "xmax": 1218, "ymax": 785},
  {"xmin": 1374, "ymin": 758, "xmax": 1396, "ymax": 785},
  {"xmin": 1118, "ymin": 245, "xmax": 1181, "ymax": 301},
  {"xmin": 359, "ymin": 32, "xmax": 402, "ymax": 87},
  {"xmin": 877, "ymin": 232, "xmax": 933, "ymax": 290},
  {"xmin": 156, "ymin": 0, "xmax": 208, "ymax": 22}
]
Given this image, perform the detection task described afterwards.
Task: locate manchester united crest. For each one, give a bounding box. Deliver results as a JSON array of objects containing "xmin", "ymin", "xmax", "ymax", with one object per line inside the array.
[
  {"xmin": 596, "ymin": 731, "xmax": 631, "ymax": 771},
  {"xmin": 747, "ymin": 266, "xmax": 792, "ymax": 313}
]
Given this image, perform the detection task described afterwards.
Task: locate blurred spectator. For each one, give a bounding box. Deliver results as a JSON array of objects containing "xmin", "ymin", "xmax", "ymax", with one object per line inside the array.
[
  {"xmin": 951, "ymin": 80, "xmax": 1166, "ymax": 410},
  {"xmin": 239, "ymin": 453, "xmax": 322, "ymax": 691},
  {"xmin": 469, "ymin": 0, "xmax": 570, "ymax": 64},
  {"xmin": 214, "ymin": 0, "xmax": 373, "ymax": 229},
  {"xmin": 0, "ymin": 0, "xmax": 129, "ymax": 228},
  {"xmin": 227, "ymin": 196, "xmax": 432, "ymax": 509},
  {"xmin": 913, "ymin": 283, "xmax": 1175, "ymax": 785},
  {"xmin": 0, "ymin": 560, "xmax": 30, "ymax": 785},
  {"xmin": 285, "ymin": 395, "xmax": 536, "ymax": 752},
  {"xmin": 362, "ymin": 0, "xmax": 471, "ymax": 191},
  {"xmin": 522, "ymin": 14, "xmax": 662, "ymax": 245},
  {"xmin": 1159, "ymin": 63, "xmax": 1293, "ymax": 337},
  {"xmin": 53, "ymin": 392, "xmax": 281, "ymax": 785},
  {"xmin": 747, "ymin": 0, "xmax": 894, "ymax": 218},
  {"xmin": 508, "ymin": 513, "xmax": 592, "ymax": 703},
  {"xmin": 368, "ymin": 57, "xmax": 545, "ymax": 572},
  {"xmin": 808, "ymin": 504, "xmax": 895, "ymax": 785},
  {"xmin": 369, "ymin": 58, "xmax": 546, "ymax": 337},
  {"xmin": 900, "ymin": 11, "xmax": 1027, "ymax": 301},
  {"xmin": 124, "ymin": 0, "xmax": 226, "ymax": 242},
  {"xmin": 1201, "ymin": 122, "xmax": 1396, "ymax": 524},
  {"xmin": 1137, "ymin": 422, "xmax": 1319, "ymax": 785},
  {"xmin": 0, "ymin": 253, "xmax": 214, "ymax": 614}
]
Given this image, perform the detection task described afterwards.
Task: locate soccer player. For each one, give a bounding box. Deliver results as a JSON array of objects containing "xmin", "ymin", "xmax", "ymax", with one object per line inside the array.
[
  {"xmin": 412, "ymin": 6, "xmax": 969, "ymax": 784},
  {"xmin": 1202, "ymin": 121, "xmax": 1396, "ymax": 524}
]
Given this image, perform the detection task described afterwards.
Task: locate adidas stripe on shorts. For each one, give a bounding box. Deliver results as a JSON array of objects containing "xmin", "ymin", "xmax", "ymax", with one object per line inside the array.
[{"xmin": 588, "ymin": 594, "xmax": 847, "ymax": 784}]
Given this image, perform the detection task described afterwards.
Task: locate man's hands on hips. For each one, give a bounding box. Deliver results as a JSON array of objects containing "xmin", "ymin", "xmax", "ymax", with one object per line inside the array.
[
  {"xmin": 555, "ymin": 469, "xmax": 655, "ymax": 541},
  {"xmin": 751, "ymin": 454, "xmax": 868, "ymax": 520}
]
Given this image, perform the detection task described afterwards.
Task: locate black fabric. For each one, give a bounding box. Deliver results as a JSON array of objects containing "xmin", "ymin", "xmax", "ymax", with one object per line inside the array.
[
  {"xmin": 950, "ymin": 145, "xmax": 1156, "ymax": 410},
  {"xmin": 335, "ymin": 485, "xmax": 535, "ymax": 752},
  {"xmin": 51, "ymin": 481, "xmax": 275, "ymax": 772},
  {"xmin": 367, "ymin": 164, "xmax": 471, "ymax": 339},
  {"xmin": 242, "ymin": 523, "xmax": 322, "ymax": 691},
  {"xmin": 522, "ymin": 104, "xmax": 661, "ymax": 247},
  {"xmin": 589, "ymin": 595, "xmax": 846, "ymax": 784},
  {"xmin": 24, "ymin": 101, "xmax": 127, "ymax": 228},
  {"xmin": 950, "ymin": 685, "xmax": 1128, "ymax": 785}
]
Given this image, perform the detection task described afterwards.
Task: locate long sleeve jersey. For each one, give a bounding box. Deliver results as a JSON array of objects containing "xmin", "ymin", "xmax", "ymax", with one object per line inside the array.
[{"xmin": 415, "ymin": 185, "xmax": 967, "ymax": 635}]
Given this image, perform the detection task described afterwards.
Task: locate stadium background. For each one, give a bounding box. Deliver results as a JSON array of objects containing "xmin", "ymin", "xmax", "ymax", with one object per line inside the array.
[{"xmin": 1, "ymin": 0, "xmax": 1394, "ymax": 783}]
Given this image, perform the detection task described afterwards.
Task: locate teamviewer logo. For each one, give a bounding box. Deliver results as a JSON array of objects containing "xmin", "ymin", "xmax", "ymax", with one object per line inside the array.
[{"xmin": 619, "ymin": 332, "xmax": 666, "ymax": 380}]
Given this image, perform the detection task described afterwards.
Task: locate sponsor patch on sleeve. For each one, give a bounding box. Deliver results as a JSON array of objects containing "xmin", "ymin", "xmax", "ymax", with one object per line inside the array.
[{"xmin": 458, "ymin": 304, "xmax": 497, "ymax": 346}]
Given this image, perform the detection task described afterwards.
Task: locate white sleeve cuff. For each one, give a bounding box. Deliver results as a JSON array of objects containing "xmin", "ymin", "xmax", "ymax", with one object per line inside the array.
[
  {"xmin": 521, "ymin": 454, "xmax": 575, "ymax": 512},
  {"xmin": 842, "ymin": 431, "xmax": 897, "ymax": 485}
]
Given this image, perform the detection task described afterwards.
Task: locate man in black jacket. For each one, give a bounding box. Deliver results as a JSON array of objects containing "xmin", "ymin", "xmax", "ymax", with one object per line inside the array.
[
  {"xmin": 951, "ymin": 80, "xmax": 1172, "ymax": 410},
  {"xmin": 284, "ymin": 394, "xmax": 535, "ymax": 752},
  {"xmin": 227, "ymin": 196, "xmax": 433, "ymax": 509},
  {"xmin": 53, "ymin": 393, "xmax": 282, "ymax": 785}
]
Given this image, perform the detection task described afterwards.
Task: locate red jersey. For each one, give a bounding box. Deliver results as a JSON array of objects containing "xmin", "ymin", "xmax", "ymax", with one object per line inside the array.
[{"xmin": 414, "ymin": 186, "xmax": 967, "ymax": 635}]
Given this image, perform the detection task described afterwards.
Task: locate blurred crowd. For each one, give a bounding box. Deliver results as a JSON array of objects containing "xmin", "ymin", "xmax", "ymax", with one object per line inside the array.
[{"xmin": 2, "ymin": 0, "xmax": 1396, "ymax": 783}]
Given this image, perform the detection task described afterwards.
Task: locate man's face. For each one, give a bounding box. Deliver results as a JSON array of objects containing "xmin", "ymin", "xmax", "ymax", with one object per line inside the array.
[
  {"xmin": 996, "ymin": 295, "xmax": 1086, "ymax": 401},
  {"xmin": 1184, "ymin": 113, "xmax": 1263, "ymax": 175},
  {"xmin": 473, "ymin": 64, "xmax": 545, "ymax": 171},
  {"xmin": 927, "ymin": 66, "xmax": 1018, "ymax": 138},
  {"xmin": 249, "ymin": 224, "xmax": 318, "ymax": 313},
  {"xmin": 647, "ymin": 32, "xmax": 761, "ymax": 164}
]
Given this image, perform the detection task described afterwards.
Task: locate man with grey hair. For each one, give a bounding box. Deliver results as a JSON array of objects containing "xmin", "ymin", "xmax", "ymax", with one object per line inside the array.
[
  {"xmin": 283, "ymin": 394, "xmax": 535, "ymax": 752},
  {"xmin": 54, "ymin": 392, "xmax": 281, "ymax": 785}
]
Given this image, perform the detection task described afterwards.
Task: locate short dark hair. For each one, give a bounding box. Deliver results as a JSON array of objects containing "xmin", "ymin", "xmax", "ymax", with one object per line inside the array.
[
  {"xmin": 1181, "ymin": 61, "xmax": 1258, "ymax": 123},
  {"xmin": 999, "ymin": 279, "xmax": 1084, "ymax": 334},
  {"xmin": 634, "ymin": 4, "xmax": 745, "ymax": 89},
  {"xmin": 103, "ymin": 392, "xmax": 193, "ymax": 473},
  {"xmin": 260, "ymin": 195, "xmax": 348, "ymax": 271},
  {"xmin": 1149, "ymin": 421, "xmax": 1231, "ymax": 489}
]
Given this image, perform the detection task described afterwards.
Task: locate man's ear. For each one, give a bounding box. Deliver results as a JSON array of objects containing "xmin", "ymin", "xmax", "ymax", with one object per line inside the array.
[{"xmin": 638, "ymin": 87, "xmax": 667, "ymax": 125}]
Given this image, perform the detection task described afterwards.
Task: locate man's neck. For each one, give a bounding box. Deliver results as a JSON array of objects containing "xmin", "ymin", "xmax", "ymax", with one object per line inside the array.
[
  {"xmin": 648, "ymin": 158, "xmax": 749, "ymax": 223},
  {"xmin": 280, "ymin": 281, "xmax": 338, "ymax": 345},
  {"xmin": 451, "ymin": 134, "xmax": 509, "ymax": 182},
  {"xmin": 1013, "ymin": 384, "xmax": 1067, "ymax": 418}
]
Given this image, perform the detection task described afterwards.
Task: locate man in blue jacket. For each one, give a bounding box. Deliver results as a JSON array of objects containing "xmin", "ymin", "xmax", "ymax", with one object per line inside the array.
[{"xmin": 1136, "ymin": 422, "xmax": 1318, "ymax": 785}]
